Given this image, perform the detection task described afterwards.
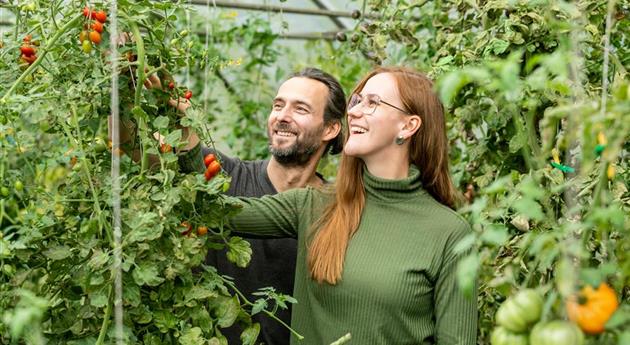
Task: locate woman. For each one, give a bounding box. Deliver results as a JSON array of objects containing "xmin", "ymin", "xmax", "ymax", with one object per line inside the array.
[{"xmin": 192, "ymin": 67, "xmax": 477, "ymax": 344}]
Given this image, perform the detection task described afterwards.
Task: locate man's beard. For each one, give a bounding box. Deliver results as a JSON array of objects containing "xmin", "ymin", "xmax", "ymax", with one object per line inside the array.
[{"xmin": 269, "ymin": 123, "xmax": 323, "ymax": 166}]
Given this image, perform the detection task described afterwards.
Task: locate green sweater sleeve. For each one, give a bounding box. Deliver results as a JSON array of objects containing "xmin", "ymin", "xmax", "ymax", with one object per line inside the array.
[
  {"xmin": 228, "ymin": 188, "xmax": 309, "ymax": 239},
  {"xmin": 434, "ymin": 220, "xmax": 478, "ymax": 345}
]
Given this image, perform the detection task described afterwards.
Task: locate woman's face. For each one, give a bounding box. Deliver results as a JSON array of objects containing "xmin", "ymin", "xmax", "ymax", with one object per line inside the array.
[{"xmin": 344, "ymin": 73, "xmax": 410, "ymax": 160}]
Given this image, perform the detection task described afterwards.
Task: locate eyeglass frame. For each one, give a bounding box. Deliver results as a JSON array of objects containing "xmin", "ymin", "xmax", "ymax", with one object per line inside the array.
[{"xmin": 348, "ymin": 93, "xmax": 411, "ymax": 115}]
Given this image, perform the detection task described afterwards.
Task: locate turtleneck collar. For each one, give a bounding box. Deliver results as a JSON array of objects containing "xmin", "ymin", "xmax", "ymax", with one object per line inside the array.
[{"xmin": 362, "ymin": 164, "xmax": 425, "ymax": 203}]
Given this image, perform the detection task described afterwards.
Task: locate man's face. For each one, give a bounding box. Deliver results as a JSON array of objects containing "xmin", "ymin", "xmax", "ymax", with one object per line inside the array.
[{"xmin": 267, "ymin": 77, "xmax": 329, "ymax": 166}]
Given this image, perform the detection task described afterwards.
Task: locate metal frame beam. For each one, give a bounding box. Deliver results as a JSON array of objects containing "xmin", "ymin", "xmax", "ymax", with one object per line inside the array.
[{"xmin": 189, "ymin": 0, "xmax": 375, "ymax": 19}]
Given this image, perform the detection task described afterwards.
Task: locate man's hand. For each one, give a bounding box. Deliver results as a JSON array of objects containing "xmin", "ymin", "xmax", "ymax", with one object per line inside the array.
[{"xmin": 143, "ymin": 73, "xmax": 200, "ymax": 151}]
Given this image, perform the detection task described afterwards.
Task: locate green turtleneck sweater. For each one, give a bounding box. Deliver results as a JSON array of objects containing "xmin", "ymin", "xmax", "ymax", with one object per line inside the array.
[{"xmin": 221, "ymin": 166, "xmax": 477, "ymax": 345}]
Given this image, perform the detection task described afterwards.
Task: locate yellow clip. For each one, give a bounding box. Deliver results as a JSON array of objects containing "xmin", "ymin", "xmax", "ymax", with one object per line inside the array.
[
  {"xmin": 597, "ymin": 132, "xmax": 607, "ymax": 145},
  {"xmin": 551, "ymin": 148, "xmax": 560, "ymax": 164},
  {"xmin": 607, "ymin": 164, "xmax": 615, "ymax": 179}
]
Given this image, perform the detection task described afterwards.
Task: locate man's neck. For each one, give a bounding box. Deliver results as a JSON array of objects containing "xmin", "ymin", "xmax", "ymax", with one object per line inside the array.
[{"xmin": 267, "ymin": 153, "xmax": 324, "ymax": 193}]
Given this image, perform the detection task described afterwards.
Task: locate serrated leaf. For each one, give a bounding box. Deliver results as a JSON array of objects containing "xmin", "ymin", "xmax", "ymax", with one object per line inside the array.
[
  {"xmin": 132, "ymin": 263, "xmax": 165, "ymax": 287},
  {"xmin": 480, "ymin": 224, "xmax": 508, "ymax": 245},
  {"xmin": 153, "ymin": 116, "xmax": 169, "ymax": 129},
  {"xmin": 215, "ymin": 296, "xmax": 240, "ymax": 328},
  {"xmin": 508, "ymin": 129, "xmax": 528, "ymax": 153},
  {"xmin": 251, "ymin": 299, "xmax": 267, "ymax": 315},
  {"xmin": 240, "ymin": 323, "xmax": 260, "ymax": 345},
  {"xmin": 179, "ymin": 327, "xmax": 204, "ymax": 345},
  {"xmin": 512, "ymin": 198, "xmax": 544, "ymax": 221},
  {"xmin": 226, "ymin": 237, "xmax": 252, "ymax": 268},
  {"xmin": 43, "ymin": 245, "xmax": 71, "ymax": 261}
]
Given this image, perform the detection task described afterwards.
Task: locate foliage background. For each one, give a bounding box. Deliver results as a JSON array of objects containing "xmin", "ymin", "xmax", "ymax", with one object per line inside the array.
[{"xmin": 0, "ymin": 0, "xmax": 629, "ymax": 344}]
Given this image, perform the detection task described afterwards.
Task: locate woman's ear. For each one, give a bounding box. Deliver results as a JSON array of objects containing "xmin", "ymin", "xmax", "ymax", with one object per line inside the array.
[{"xmin": 398, "ymin": 114, "xmax": 422, "ymax": 140}]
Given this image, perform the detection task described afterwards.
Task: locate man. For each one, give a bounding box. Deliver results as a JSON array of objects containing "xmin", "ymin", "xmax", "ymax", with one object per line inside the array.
[{"xmin": 176, "ymin": 68, "xmax": 346, "ymax": 344}]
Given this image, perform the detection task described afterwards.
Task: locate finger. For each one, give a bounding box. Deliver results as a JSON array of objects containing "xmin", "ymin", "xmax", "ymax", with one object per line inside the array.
[
  {"xmin": 147, "ymin": 73, "xmax": 162, "ymax": 89},
  {"xmin": 143, "ymin": 78, "xmax": 153, "ymax": 89}
]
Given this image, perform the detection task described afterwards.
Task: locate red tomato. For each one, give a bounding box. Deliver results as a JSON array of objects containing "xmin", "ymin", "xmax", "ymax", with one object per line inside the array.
[
  {"xmin": 21, "ymin": 54, "xmax": 37, "ymax": 64},
  {"xmin": 204, "ymin": 161, "xmax": 221, "ymax": 181},
  {"xmin": 82, "ymin": 7, "xmax": 96, "ymax": 19},
  {"xmin": 91, "ymin": 21, "xmax": 104, "ymax": 33},
  {"xmin": 89, "ymin": 31, "xmax": 101, "ymax": 44},
  {"xmin": 94, "ymin": 10, "xmax": 107, "ymax": 23},
  {"xmin": 20, "ymin": 45, "xmax": 36, "ymax": 56},
  {"xmin": 184, "ymin": 90, "xmax": 192, "ymax": 100},
  {"xmin": 159, "ymin": 143, "xmax": 172, "ymax": 153},
  {"xmin": 204, "ymin": 153, "xmax": 216, "ymax": 167},
  {"xmin": 168, "ymin": 81, "xmax": 175, "ymax": 89}
]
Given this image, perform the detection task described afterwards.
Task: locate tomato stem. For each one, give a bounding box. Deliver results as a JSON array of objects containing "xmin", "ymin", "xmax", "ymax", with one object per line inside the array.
[
  {"xmin": 95, "ymin": 286, "xmax": 113, "ymax": 345},
  {"xmin": 1, "ymin": 12, "xmax": 83, "ymax": 103},
  {"xmin": 219, "ymin": 275, "xmax": 305, "ymax": 340}
]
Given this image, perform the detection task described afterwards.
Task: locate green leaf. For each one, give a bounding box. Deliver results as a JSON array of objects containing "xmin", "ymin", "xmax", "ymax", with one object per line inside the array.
[
  {"xmin": 251, "ymin": 299, "xmax": 267, "ymax": 315},
  {"xmin": 123, "ymin": 212, "xmax": 162, "ymax": 244},
  {"xmin": 240, "ymin": 323, "xmax": 261, "ymax": 345},
  {"xmin": 132, "ymin": 263, "xmax": 165, "ymax": 287},
  {"xmin": 90, "ymin": 289, "xmax": 108, "ymax": 308},
  {"xmin": 438, "ymin": 71, "xmax": 469, "ymax": 106},
  {"xmin": 456, "ymin": 253, "xmax": 478, "ymax": 299},
  {"xmin": 509, "ymin": 127, "xmax": 528, "ymax": 153},
  {"xmin": 43, "ymin": 245, "xmax": 71, "ymax": 261},
  {"xmin": 512, "ymin": 198, "xmax": 544, "ymax": 221},
  {"xmin": 617, "ymin": 331, "xmax": 630, "ymax": 345},
  {"xmin": 153, "ymin": 116, "xmax": 169, "ymax": 129},
  {"xmin": 164, "ymin": 129, "xmax": 182, "ymax": 146},
  {"xmin": 226, "ymin": 237, "xmax": 252, "ymax": 268},
  {"xmin": 480, "ymin": 224, "xmax": 508, "ymax": 245},
  {"xmin": 179, "ymin": 327, "xmax": 204, "ymax": 345},
  {"xmin": 606, "ymin": 304, "xmax": 630, "ymax": 330},
  {"xmin": 215, "ymin": 296, "xmax": 240, "ymax": 328}
]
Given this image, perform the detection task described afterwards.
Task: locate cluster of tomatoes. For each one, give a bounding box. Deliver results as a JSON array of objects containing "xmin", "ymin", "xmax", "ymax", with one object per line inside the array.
[
  {"xmin": 491, "ymin": 284, "xmax": 619, "ymax": 345},
  {"xmin": 180, "ymin": 221, "xmax": 208, "ymax": 237},
  {"xmin": 19, "ymin": 35, "xmax": 37, "ymax": 65},
  {"xmin": 166, "ymin": 80, "xmax": 193, "ymax": 101},
  {"xmin": 203, "ymin": 153, "xmax": 221, "ymax": 181},
  {"xmin": 80, "ymin": 7, "xmax": 107, "ymax": 53}
]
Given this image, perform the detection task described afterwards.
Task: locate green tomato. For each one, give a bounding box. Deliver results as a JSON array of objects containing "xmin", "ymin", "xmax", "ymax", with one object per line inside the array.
[
  {"xmin": 14, "ymin": 180, "xmax": 24, "ymax": 192},
  {"xmin": 1, "ymin": 186, "xmax": 9, "ymax": 197},
  {"xmin": 490, "ymin": 326, "xmax": 528, "ymax": 345},
  {"xmin": 496, "ymin": 289, "xmax": 543, "ymax": 332},
  {"xmin": 530, "ymin": 321, "xmax": 584, "ymax": 345},
  {"xmin": 82, "ymin": 40, "xmax": 92, "ymax": 54}
]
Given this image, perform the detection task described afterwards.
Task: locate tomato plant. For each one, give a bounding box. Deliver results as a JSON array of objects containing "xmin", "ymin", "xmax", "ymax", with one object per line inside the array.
[{"xmin": 530, "ymin": 321, "xmax": 585, "ymax": 345}]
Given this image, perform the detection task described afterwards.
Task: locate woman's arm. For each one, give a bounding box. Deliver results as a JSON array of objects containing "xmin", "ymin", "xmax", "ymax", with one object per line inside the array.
[
  {"xmin": 207, "ymin": 188, "xmax": 309, "ymax": 239},
  {"xmin": 434, "ymin": 222, "xmax": 478, "ymax": 345}
]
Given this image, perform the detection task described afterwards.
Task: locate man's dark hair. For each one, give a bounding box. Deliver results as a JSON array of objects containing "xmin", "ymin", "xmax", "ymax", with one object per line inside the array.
[{"xmin": 289, "ymin": 68, "xmax": 345, "ymax": 155}]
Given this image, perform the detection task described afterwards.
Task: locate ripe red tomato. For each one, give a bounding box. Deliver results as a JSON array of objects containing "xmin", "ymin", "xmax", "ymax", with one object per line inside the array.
[
  {"xmin": 20, "ymin": 45, "xmax": 36, "ymax": 56},
  {"xmin": 94, "ymin": 10, "xmax": 107, "ymax": 23},
  {"xmin": 204, "ymin": 153, "xmax": 216, "ymax": 167},
  {"xmin": 21, "ymin": 54, "xmax": 37, "ymax": 64},
  {"xmin": 168, "ymin": 81, "xmax": 175, "ymax": 89},
  {"xmin": 91, "ymin": 21, "xmax": 104, "ymax": 33},
  {"xmin": 204, "ymin": 161, "xmax": 221, "ymax": 181},
  {"xmin": 89, "ymin": 31, "xmax": 101, "ymax": 44},
  {"xmin": 180, "ymin": 221, "xmax": 192, "ymax": 236},
  {"xmin": 82, "ymin": 7, "xmax": 96, "ymax": 19},
  {"xmin": 184, "ymin": 90, "xmax": 192, "ymax": 100}
]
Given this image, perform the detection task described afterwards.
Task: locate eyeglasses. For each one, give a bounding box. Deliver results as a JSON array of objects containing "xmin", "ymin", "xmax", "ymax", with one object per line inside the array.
[{"xmin": 348, "ymin": 93, "xmax": 410, "ymax": 115}]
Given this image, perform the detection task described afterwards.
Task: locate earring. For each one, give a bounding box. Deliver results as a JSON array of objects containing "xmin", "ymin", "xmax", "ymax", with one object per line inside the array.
[{"xmin": 395, "ymin": 136, "xmax": 405, "ymax": 145}]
